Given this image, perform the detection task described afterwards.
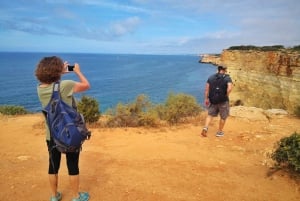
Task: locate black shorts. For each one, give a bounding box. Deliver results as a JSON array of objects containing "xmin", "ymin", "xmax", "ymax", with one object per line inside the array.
[{"xmin": 46, "ymin": 140, "xmax": 80, "ymax": 175}]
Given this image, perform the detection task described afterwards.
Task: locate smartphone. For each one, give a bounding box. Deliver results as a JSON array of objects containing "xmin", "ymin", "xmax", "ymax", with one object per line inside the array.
[{"xmin": 67, "ymin": 65, "xmax": 74, "ymax": 71}]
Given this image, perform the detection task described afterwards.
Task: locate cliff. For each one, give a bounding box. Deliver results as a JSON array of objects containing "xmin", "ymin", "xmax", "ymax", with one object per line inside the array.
[
  {"xmin": 199, "ymin": 54, "xmax": 221, "ymax": 65},
  {"xmin": 200, "ymin": 50, "xmax": 300, "ymax": 113}
]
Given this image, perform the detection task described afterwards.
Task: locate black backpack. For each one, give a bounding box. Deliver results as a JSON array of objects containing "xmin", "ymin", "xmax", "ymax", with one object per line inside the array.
[
  {"xmin": 43, "ymin": 81, "xmax": 91, "ymax": 153},
  {"xmin": 208, "ymin": 74, "xmax": 228, "ymax": 104}
]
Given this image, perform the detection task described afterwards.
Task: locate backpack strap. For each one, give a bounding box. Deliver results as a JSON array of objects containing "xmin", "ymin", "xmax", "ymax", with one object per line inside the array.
[
  {"xmin": 72, "ymin": 96, "xmax": 77, "ymax": 110},
  {"xmin": 53, "ymin": 81, "xmax": 77, "ymax": 110},
  {"xmin": 46, "ymin": 81, "xmax": 61, "ymax": 114},
  {"xmin": 44, "ymin": 81, "xmax": 61, "ymax": 104},
  {"xmin": 52, "ymin": 81, "xmax": 61, "ymax": 100},
  {"xmin": 215, "ymin": 73, "xmax": 226, "ymax": 79}
]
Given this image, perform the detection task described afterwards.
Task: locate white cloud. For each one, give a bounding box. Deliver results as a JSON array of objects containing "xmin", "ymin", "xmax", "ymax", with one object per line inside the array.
[
  {"xmin": 0, "ymin": 0, "xmax": 300, "ymax": 54},
  {"xmin": 109, "ymin": 16, "xmax": 142, "ymax": 37}
]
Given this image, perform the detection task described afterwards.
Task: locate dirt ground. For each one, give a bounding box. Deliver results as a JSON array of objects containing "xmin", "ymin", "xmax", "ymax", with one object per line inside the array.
[{"xmin": 1, "ymin": 109, "xmax": 300, "ymax": 201}]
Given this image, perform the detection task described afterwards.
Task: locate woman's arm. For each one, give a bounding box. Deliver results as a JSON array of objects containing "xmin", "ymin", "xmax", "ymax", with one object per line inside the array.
[{"xmin": 72, "ymin": 63, "xmax": 90, "ymax": 93}]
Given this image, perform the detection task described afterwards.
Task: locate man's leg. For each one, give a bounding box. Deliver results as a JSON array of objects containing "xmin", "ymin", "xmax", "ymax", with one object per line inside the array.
[
  {"xmin": 204, "ymin": 115, "xmax": 213, "ymax": 128},
  {"xmin": 218, "ymin": 118, "xmax": 226, "ymax": 132},
  {"xmin": 201, "ymin": 104, "xmax": 218, "ymax": 137},
  {"xmin": 216, "ymin": 118, "xmax": 226, "ymax": 137},
  {"xmin": 216, "ymin": 101, "xmax": 229, "ymax": 137},
  {"xmin": 201, "ymin": 115, "xmax": 213, "ymax": 137}
]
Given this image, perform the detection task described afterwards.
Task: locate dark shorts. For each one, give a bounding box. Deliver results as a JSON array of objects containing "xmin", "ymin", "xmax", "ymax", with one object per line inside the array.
[
  {"xmin": 47, "ymin": 140, "xmax": 80, "ymax": 175},
  {"xmin": 207, "ymin": 101, "xmax": 230, "ymax": 120}
]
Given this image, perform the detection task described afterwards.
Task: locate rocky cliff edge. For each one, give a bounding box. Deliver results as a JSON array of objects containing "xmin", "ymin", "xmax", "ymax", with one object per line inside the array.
[{"xmin": 200, "ymin": 49, "xmax": 300, "ymax": 114}]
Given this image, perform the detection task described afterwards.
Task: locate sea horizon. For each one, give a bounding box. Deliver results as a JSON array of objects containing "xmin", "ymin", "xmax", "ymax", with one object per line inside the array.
[
  {"xmin": 0, "ymin": 50, "xmax": 202, "ymax": 56},
  {"xmin": 0, "ymin": 52, "xmax": 216, "ymax": 113}
]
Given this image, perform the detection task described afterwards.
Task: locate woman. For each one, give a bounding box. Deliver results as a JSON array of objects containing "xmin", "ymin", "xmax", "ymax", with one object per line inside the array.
[{"xmin": 35, "ymin": 56, "xmax": 90, "ymax": 201}]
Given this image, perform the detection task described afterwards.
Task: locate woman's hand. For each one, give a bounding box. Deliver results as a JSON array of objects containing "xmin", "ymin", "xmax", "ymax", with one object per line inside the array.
[
  {"xmin": 73, "ymin": 63, "xmax": 81, "ymax": 74},
  {"xmin": 62, "ymin": 61, "xmax": 69, "ymax": 73}
]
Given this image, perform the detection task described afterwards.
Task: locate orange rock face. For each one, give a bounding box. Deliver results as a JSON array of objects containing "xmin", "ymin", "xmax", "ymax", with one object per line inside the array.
[{"xmin": 201, "ymin": 50, "xmax": 300, "ymax": 113}]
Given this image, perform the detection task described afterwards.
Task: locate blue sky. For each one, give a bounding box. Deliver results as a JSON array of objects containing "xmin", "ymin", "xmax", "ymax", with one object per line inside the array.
[{"xmin": 0, "ymin": 0, "xmax": 299, "ymax": 54}]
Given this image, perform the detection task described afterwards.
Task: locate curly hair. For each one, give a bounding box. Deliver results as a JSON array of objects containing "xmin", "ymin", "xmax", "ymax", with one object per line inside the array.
[{"xmin": 35, "ymin": 56, "xmax": 64, "ymax": 84}]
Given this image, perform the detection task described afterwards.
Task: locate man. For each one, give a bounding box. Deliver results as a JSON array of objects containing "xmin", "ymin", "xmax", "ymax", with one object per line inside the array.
[{"xmin": 201, "ymin": 65, "xmax": 233, "ymax": 137}]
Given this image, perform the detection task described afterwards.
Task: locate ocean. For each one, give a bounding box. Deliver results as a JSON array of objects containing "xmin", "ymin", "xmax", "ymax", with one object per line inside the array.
[{"xmin": 0, "ymin": 52, "xmax": 216, "ymax": 113}]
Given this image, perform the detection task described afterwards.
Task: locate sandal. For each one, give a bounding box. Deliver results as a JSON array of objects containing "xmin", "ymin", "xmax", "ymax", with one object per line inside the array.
[
  {"xmin": 72, "ymin": 192, "xmax": 90, "ymax": 201},
  {"xmin": 201, "ymin": 127, "xmax": 208, "ymax": 137},
  {"xmin": 50, "ymin": 192, "xmax": 62, "ymax": 201}
]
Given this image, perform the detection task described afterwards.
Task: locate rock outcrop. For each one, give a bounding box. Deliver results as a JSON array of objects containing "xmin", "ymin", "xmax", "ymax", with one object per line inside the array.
[
  {"xmin": 199, "ymin": 54, "xmax": 221, "ymax": 65},
  {"xmin": 200, "ymin": 50, "xmax": 300, "ymax": 113}
]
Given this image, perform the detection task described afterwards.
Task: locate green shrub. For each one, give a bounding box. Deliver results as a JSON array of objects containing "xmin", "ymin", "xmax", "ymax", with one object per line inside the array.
[
  {"xmin": 227, "ymin": 45, "xmax": 300, "ymax": 51},
  {"xmin": 138, "ymin": 109, "xmax": 160, "ymax": 127},
  {"xmin": 295, "ymin": 106, "xmax": 300, "ymax": 118},
  {"xmin": 77, "ymin": 95, "xmax": 101, "ymax": 123},
  {"xmin": 106, "ymin": 102, "xmax": 134, "ymax": 127},
  {"xmin": 154, "ymin": 104, "xmax": 167, "ymax": 120},
  {"xmin": 261, "ymin": 45, "xmax": 284, "ymax": 51},
  {"xmin": 0, "ymin": 105, "xmax": 28, "ymax": 115},
  {"xmin": 291, "ymin": 45, "xmax": 300, "ymax": 51},
  {"xmin": 270, "ymin": 132, "xmax": 300, "ymax": 173},
  {"xmin": 228, "ymin": 45, "xmax": 259, "ymax": 51},
  {"xmin": 227, "ymin": 45, "xmax": 285, "ymax": 51},
  {"xmin": 160, "ymin": 93, "xmax": 202, "ymax": 124},
  {"xmin": 105, "ymin": 94, "xmax": 159, "ymax": 127},
  {"xmin": 104, "ymin": 93, "xmax": 204, "ymax": 127}
]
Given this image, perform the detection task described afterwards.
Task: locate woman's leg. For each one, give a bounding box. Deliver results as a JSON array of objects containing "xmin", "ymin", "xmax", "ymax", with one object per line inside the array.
[
  {"xmin": 70, "ymin": 175, "xmax": 80, "ymax": 198},
  {"xmin": 49, "ymin": 174, "xmax": 59, "ymax": 197},
  {"xmin": 47, "ymin": 140, "xmax": 61, "ymax": 197},
  {"xmin": 66, "ymin": 151, "xmax": 80, "ymax": 198}
]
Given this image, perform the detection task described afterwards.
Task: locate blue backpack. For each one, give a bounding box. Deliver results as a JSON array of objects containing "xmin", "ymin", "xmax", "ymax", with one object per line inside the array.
[{"xmin": 43, "ymin": 81, "xmax": 91, "ymax": 153}]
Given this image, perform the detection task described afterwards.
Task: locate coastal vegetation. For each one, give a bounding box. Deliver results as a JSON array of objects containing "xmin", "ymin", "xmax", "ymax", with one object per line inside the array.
[
  {"xmin": 77, "ymin": 95, "xmax": 101, "ymax": 123},
  {"xmin": 104, "ymin": 93, "xmax": 202, "ymax": 127},
  {"xmin": 0, "ymin": 93, "xmax": 202, "ymax": 126},
  {"xmin": 86, "ymin": 91, "xmax": 299, "ymax": 177},
  {"xmin": 295, "ymin": 106, "xmax": 300, "ymax": 118},
  {"xmin": 270, "ymin": 132, "xmax": 300, "ymax": 174},
  {"xmin": 1, "ymin": 95, "xmax": 300, "ymax": 178},
  {"xmin": 1, "ymin": 95, "xmax": 300, "ymax": 123},
  {"xmin": 227, "ymin": 45, "xmax": 300, "ymax": 52},
  {"xmin": 105, "ymin": 94, "xmax": 159, "ymax": 127},
  {"xmin": 0, "ymin": 105, "xmax": 29, "ymax": 115},
  {"xmin": 0, "ymin": 93, "xmax": 199, "ymax": 127}
]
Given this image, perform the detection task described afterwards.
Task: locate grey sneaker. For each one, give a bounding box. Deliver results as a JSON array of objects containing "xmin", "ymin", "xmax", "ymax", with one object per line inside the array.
[
  {"xmin": 201, "ymin": 127, "xmax": 208, "ymax": 137},
  {"xmin": 72, "ymin": 192, "xmax": 90, "ymax": 201},
  {"xmin": 216, "ymin": 131, "xmax": 224, "ymax": 137},
  {"xmin": 50, "ymin": 192, "xmax": 62, "ymax": 201}
]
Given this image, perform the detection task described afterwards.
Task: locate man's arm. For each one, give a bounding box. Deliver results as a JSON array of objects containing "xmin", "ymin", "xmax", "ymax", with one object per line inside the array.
[
  {"xmin": 227, "ymin": 82, "xmax": 233, "ymax": 96},
  {"xmin": 204, "ymin": 83, "xmax": 210, "ymax": 106}
]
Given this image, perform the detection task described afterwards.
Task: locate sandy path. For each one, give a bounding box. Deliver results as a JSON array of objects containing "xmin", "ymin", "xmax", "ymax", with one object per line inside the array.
[{"xmin": 0, "ymin": 113, "xmax": 299, "ymax": 201}]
